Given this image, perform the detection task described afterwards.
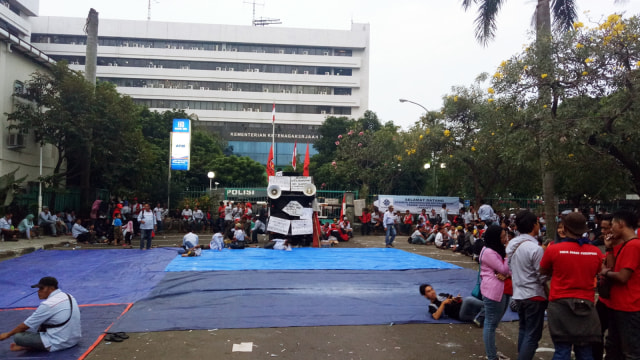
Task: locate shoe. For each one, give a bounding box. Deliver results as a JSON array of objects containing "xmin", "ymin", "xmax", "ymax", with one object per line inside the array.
[
  {"xmin": 104, "ymin": 334, "xmax": 123, "ymax": 342},
  {"xmin": 473, "ymin": 318, "xmax": 483, "ymax": 328},
  {"xmin": 385, "ymin": 245, "xmax": 391, "ymax": 248},
  {"xmin": 497, "ymin": 351, "xmax": 510, "ymax": 360}
]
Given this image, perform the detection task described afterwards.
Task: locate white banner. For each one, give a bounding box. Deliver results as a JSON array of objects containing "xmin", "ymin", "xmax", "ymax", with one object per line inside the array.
[
  {"xmin": 267, "ymin": 216, "xmax": 291, "ymax": 235},
  {"xmin": 268, "ymin": 176, "xmax": 291, "ymax": 191},
  {"xmin": 290, "ymin": 177, "xmax": 312, "ymax": 191},
  {"xmin": 374, "ymin": 195, "xmax": 461, "ymax": 214},
  {"xmin": 291, "ymin": 219, "xmax": 313, "ymax": 235}
]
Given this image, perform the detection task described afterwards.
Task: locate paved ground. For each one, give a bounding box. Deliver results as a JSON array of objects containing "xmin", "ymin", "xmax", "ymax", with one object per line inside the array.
[{"xmin": 3, "ymin": 231, "xmax": 557, "ymax": 360}]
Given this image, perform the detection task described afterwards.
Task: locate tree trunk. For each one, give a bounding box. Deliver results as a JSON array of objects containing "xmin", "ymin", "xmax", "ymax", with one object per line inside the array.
[{"xmin": 536, "ymin": 0, "xmax": 558, "ymax": 239}]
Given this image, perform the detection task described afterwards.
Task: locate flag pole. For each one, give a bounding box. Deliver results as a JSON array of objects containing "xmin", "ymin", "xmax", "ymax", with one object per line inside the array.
[{"xmin": 272, "ymin": 102, "xmax": 276, "ymax": 169}]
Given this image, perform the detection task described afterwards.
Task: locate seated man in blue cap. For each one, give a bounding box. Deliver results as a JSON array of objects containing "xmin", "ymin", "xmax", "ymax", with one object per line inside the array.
[{"xmin": 0, "ymin": 276, "xmax": 81, "ymax": 352}]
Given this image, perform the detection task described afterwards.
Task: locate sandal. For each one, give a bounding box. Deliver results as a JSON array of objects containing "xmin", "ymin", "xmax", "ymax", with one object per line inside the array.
[
  {"xmin": 113, "ymin": 332, "xmax": 129, "ymax": 339},
  {"xmin": 104, "ymin": 334, "xmax": 123, "ymax": 342}
]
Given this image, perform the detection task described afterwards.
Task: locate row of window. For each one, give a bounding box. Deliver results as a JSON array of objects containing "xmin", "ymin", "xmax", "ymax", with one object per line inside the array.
[
  {"xmin": 31, "ymin": 34, "xmax": 354, "ymax": 57},
  {"xmin": 133, "ymin": 99, "xmax": 351, "ymax": 115},
  {"xmin": 101, "ymin": 77, "xmax": 352, "ymax": 95},
  {"xmin": 55, "ymin": 56, "xmax": 354, "ymax": 76},
  {"xmin": 226, "ymin": 141, "xmax": 319, "ymax": 165}
]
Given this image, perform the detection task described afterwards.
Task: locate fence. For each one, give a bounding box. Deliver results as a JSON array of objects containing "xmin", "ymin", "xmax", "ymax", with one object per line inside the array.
[{"xmin": 14, "ymin": 187, "xmax": 110, "ymax": 213}]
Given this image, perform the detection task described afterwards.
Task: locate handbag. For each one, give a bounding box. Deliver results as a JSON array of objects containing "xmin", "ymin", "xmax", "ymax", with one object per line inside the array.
[
  {"xmin": 471, "ymin": 248, "xmax": 485, "ymax": 300},
  {"xmin": 597, "ymin": 239, "xmax": 633, "ymax": 299}
]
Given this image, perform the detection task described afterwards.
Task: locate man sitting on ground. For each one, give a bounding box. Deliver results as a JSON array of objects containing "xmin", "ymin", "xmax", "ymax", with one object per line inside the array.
[
  {"xmin": 419, "ymin": 284, "xmax": 484, "ymax": 325},
  {"xmin": 0, "ymin": 277, "xmax": 81, "ymax": 352},
  {"xmin": 409, "ymin": 224, "xmax": 427, "ymax": 245},
  {"xmin": 210, "ymin": 231, "xmax": 224, "ymax": 251},
  {"xmin": 38, "ymin": 207, "xmax": 57, "ymax": 237},
  {"xmin": 250, "ymin": 216, "xmax": 266, "ymax": 244},
  {"xmin": 0, "ymin": 212, "xmax": 20, "ymax": 241},
  {"xmin": 71, "ymin": 219, "xmax": 95, "ymax": 244}
]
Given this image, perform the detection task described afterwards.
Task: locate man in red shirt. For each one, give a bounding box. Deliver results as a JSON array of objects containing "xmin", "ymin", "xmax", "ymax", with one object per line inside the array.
[
  {"xmin": 217, "ymin": 201, "xmax": 226, "ymax": 233},
  {"xmin": 359, "ymin": 208, "xmax": 372, "ymax": 236},
  {"xmin": 601, "ymin": 210, "xmax": 640, "ymax": 359},
  {"xmin": 402, "ymin": 210, "xmax": 413, "ymax": 235},
  {"xmin": 540, "ymin": 212, "xmax": 603, "ymax": 359}
]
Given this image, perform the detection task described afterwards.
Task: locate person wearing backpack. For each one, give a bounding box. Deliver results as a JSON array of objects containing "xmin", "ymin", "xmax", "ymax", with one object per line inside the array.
[{"xmin": 137, "ymin": 203, "xmax": 157, "ymax": 250}]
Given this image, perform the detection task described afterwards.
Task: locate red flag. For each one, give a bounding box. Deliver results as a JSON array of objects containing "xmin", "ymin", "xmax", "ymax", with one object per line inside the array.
[
  {"xmin": 266, "ymin": 145, "xmax": 275, "ymax": 177},
  {"xmin": 292, "ymin": 141, "xmax": 297, "ymax": 170},
  {"xmin": 303, "ymin": 143, "xmax": 310, "ymax": 176},
  {"xmin": 272, "ymin": 103, "xmax": 275, "ymax": 123}
]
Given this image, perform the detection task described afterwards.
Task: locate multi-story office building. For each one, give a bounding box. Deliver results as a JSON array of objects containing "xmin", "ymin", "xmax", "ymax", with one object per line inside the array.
[
  {"xmin": 30, "ymin": 16, "xmax": 370, "ymax": 165},
  {"xmin": 0, "ymin": 0, "xmax": 60, "ymax": 184}
]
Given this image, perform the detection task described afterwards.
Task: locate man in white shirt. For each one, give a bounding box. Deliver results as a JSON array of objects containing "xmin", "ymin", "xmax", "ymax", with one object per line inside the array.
[
  {"xmin": 478, "ymin": 199, "xmax": 497, "ymax": 226},
  {"xmin": 137, "ymin": 203, "xmax": 157, "ymax": 250},
  {"xmin": 210, "ymin": 231, "xmax": 224, "ymax": 251},
  {"xmin": 340, "ymin": 216, "xmax": 353, "ymax": 239},
  {"xmin": 251, "ymin": 216, "xmax": 266, "ymax": 244},
  {"xmin": 153, "ymin": 203, "xmax": 166, "ymax": 234},
  {"xmin": 192, "ymin": 206, "xmax": 204, "ymax": 232},
  {"xmin": 72, "ymin": 219, "xmax": 95, "ymax": 243},
  {"xmin": 0, "ymin": 277, "xmax": 81, "ymax": 352},
  {"xmin": 383, "ymin": 205, "xmax": 397, "ymax": 248},
  {"xmin": 181, "ymin": 205, "xmax": 194, "ymax": 232},
  {"xmin": 180, "ymin": 232, "xmax": 202, "ymax": 257},
  {"xmin": 439, "ymin": 204, "xmax": 449, "ymax": 225},
  {"xmin": 38, "ymin": 207, "xmax": 57, "ymax": 237},
  {"xmin": 230, "ymin": 223, "xmax": 246, "ymax": 249},
  {"xmin": 0, "ymin": 212, "xmax": 19, "ymax": 241}
]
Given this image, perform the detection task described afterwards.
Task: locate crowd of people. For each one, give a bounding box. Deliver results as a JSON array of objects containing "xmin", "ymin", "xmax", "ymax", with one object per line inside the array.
[{"xmin": 416, "ymin": 205, "xmax": 640, "ymax": 360}]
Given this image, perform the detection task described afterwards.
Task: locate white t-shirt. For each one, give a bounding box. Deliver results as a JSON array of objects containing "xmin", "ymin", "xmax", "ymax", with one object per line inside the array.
[
  {"xmin": 434, "ymin": 232, "xmax": 444, "ymax": 247},
  {"xmin": 411, "ymin": 230, "xmax": 424, "ymax": 239},
  {"xmin": 234, "ymin": 229, "xmax": 245, "ymax": 241},
  {"xmin": 181, "ymin": 209, "xmax": 193, "ymax": 220},
  {"xmin": 273, "ymin": 238, "xmax": 289, "ymax": 250},
  {"xmin": 210, "ymin": 232, "xmax": 224, "ymax": 251}
]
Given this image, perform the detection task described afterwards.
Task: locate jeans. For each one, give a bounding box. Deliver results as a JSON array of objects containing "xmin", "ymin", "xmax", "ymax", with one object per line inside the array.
[
  {"xmin": 14, "ymin": 332, "xmax": 46, "ymax": 351},
  {"xmin": 606, "ymin": 309, "xmax": 640, "ymax": 360},
  {"xmin": 553, "ymin": 341, "xmax": 593, "ymax": 360},
  {"xmin": 594, "ymin": 300, "xmax": 610, "ymax": 360},
  {"xmin": 361, "ymin": 222, "xmax": 371, "ymax": 236},
  {"xmin": 516, "ymin": 299, "xmax": 548, "ymax": 360},
  {"xmin": 140, "ymin": 229, "xmax": 153, "ymax": 249},
  {"xmin": 484, "ymin": 294, "xmax": 510, "ymax": 360},
  {"xmin": 459, "ymin": 296, "xmax": 484, "ymax": 322},
  {"xmin": 385, "ymin": 226, "xmax": 396, "ymax": 246}
]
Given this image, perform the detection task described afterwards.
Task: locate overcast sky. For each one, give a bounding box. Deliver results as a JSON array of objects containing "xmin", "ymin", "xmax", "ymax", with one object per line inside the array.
[{"xmin": 39, "ymin": 0, "xmax": 640, "ymax": 129}]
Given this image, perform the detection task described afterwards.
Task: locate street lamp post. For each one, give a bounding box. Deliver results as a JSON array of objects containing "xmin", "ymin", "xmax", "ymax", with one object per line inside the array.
[
  {"xmin": 399, "ymin": 98, "xmax": 428, "ymax": 113},
  {"xmin": 207, "ymin": 171, "xmax": 215, "ymax": 192}
]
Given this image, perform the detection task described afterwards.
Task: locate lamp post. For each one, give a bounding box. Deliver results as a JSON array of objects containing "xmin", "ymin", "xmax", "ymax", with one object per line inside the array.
[
  {"xmin": 399, "ymin": 98, "xmax": 429, "ymax": 113},
  {"xmin": 207, "ymin": 171, "xmax": 215, "ymax": 191},
  {"xmin": 214, "ymin": 182, "xmax": 219, "ymax": 191}
]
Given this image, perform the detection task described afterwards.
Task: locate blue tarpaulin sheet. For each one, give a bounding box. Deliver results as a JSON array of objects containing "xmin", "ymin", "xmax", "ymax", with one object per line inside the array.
[
  {"xmin": 165, "ymin": 248, "xmax": 462, "ymax": 272},
  {"xmin": 0, "ymin": 249, "xmax": 176, "ymax": 308},
  {"xmin": 110, "ymin": 269, "xmax": 518, "ymax": 333},
  {"xmin": 0, "ymin": 304, "xmax": 128, "ymax": 359}
]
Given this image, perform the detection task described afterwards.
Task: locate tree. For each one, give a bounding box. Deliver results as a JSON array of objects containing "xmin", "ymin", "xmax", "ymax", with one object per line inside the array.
[{"xmin": 459, "ymin": 0, "xmax": 620, "ymax": 236}]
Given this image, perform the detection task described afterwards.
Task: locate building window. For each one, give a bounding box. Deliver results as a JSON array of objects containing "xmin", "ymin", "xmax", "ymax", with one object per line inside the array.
[{"xmin": 13, "ymin": 81, "xmax": 24, "ymax": 95}]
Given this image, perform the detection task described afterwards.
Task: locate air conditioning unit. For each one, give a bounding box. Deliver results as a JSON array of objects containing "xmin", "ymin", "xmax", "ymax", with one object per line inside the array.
[
  {"xmin": 180, "ymin": 66, "xmax": 190, "ymax": 70},
  {"xmin": 323, "ymin": 51, "xmax": 330, "ymax": 56},
  {"xmin": 108, "ymin": 63, "xmax": 113, "ymax": 66},
  {"xmin": 278, "ymin": 50, "xmax": 285, "ymax": 54},
  {"xmin": 320, "ymin": 91, "xmax": 327, "ymax": 95},
  {"xmin": 254, "ymin": 108, "xmax": 260, "ymax": 112},
  {"xmin": 123, "ymin": 42, "xmax": 129, "ymax": 47},
  {"xmin": 253, "ymin": 69, "xmax": 260, "ymax": 73},
  {"xmin": 172, "ymin": 46, "xmax": 177, "ymax": 49},
  {"xmin": 73, "ymin": 61, "xmax": 80, "ymax": 65},
  {"xmin": 179, "ymin": 46, "xmax": 184, "ymax": 50},
  {"xmin": 281, "ymin": 90, "xmax": 286, "ymax": 93},
  {"xmin": 303, "ymin": 71, "xmax": 309, "ymax": 75},
  {"xmin": 292, "ymin": 70, "xmax": 297, "ymax": 74},
  {"xmin": 200, "ymin": 87, "xmax": 206, "ymax": 90},
  {"xmin": 188, "ymin": 85, "xmax": 193, "ymax": 89},
  {"xmin": 324, "ymin": 72, "xmax": 330, "ymax": 75},
  {"xmin": 298, "ymin": 90, "xmax": 303, "ymax": 94},
  {"xmin": 320, "ymin": 110, "xmax": 327, "ymax": 115},
  {"xmin": 236, "ymin": 88, "xmax": 242, "ymax": 92},
  {"xmin": 113, "ymin": 63, "xmax": 118, "ymax": 67},
  {"xmin": 228, "ymin": 68, "xmax": 234, "ymax": 71},
  {"xmin": 143, "ymin": 85, "xmax": 148, "ymax": 88},
  {"xmin": 215, "ymin": 67, "xmax": 222, "ymax": 71},
  {"xmin": 166, "ymin": 45, "xmax": 172, "ymax": 48},
  {"xmin": 8, "ymin": 134, "xmax": 25, "ymax": 149},
  {"xmin": 218, "ymin": 88, "xmax": 223, "ymax": 91},
  {"xmin": 302, "ymin": 51, "xmax": 308, "ymax": 55},
  {"xmin": 248, "ymin": 108, "xmax": 253, "ymax": 112},
  {"xmin": 245, "ymin": 69, "xmax": 252, "ymax": 72},
  {"xmin": 134, "ymin": 43, "xmax": 139, "ymax": 47},
  {"xmin": 158, "ymin": 84, "xmax": 164, "ymax": 88},
  {"xmin": 148, "ymin": 84, "xmax": 154, "ymax": 88},
  {"xmin": 243, "ymin": 108, "xmax": 248, "ymax": 112},
  {"xmin": 263, "ymin": 89, "xmax": 269, "ymax": 93},
  {"xmin": 158, "ymin": 65, "xmax": 163, "ymax": 69},
  {"xmin": 231, "ymin": 48, "xmax": 238, "ymax": 52},
  {"xmin": 285, "ymin": 90, "xmax": 290, "ymax": 94},
  {"xmin": 70, "ymin": 42, "xmax": 76, "ymax": 45}
]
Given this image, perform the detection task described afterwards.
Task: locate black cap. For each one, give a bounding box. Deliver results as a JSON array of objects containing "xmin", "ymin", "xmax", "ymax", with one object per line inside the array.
[{"xmin": 31, "ymin": 277, "xmax": 58, "ymax": 289}]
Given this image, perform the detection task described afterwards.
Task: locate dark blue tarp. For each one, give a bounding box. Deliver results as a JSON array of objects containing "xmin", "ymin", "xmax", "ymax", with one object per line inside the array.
[
  {"xmin": 0, "ymin": 249, "xmax": 176, "ymax": 308},
  {"xmin": 165, "ymin": 248, "xmax": 462, "ymax": 272},
  {"xmin": 0, "ymin": 304, "xmax": 127, "ymax": 359},
  {"xmin": 110, "ymin": 269, "xmax": 518, "ymax": 332}
]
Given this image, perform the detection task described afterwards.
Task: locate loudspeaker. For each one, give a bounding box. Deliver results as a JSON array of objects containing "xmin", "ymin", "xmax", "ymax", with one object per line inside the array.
[
  {"xmin": 267, "ymin": 184, "xmax": 282, "ymax": 199},
  {"xmin": 302, "ymin": 183, "xmax": 316, "ymax": 196}
]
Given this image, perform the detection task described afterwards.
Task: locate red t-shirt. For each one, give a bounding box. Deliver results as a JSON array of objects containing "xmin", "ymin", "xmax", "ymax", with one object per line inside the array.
[
  {"xmin": 610, "ymin": 239, "xmax": 640, "ymax": 311},
  {"xmin": 404, "ymin": 215, "xmax": 413, "ymax": 225},
  {"xmin": 218, "ymin": 205, "xmax": 225, "ymax": 218},
  {"xmin": 598, "ymin": 243, "xmax": 622, "ymax": 308},
  {"xmin": 540, "ymin": 241, "xmax": 603, "ymax": 302}
]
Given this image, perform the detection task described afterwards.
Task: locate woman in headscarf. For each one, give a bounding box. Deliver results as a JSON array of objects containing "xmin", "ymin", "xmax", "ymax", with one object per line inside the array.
[{"xmin": 18, "ymin": 214, "xmax": 39, "ymax": 239}]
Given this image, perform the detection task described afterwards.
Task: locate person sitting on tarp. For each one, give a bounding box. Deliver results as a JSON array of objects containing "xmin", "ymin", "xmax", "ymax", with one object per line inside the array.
[
  {"xmin": 0, "ymin": 277, "xmax": 81, "ymax": 352},
  {"xmin": 210, "ymin": 231, "xmax": 224, "ymax": 251},
  {"xmin": 229, "ymin": 223, "xmax": 246, "ymax": 249},
  {"xmin": 180, "ymin": 231, "xmax": 202, "ymax": 257},
  {"xmin": 265, "ymin": 235, "xmax": 292, "ymax": 251},
  {"xmin": 419, "ymin": 284, "xmax": 484, "ymax": 326}
]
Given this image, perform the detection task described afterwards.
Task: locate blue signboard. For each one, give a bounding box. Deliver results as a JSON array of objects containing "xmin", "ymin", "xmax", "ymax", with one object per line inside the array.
[{"xmin": 171, "ymin": 119, "xmax": 191, "ymax": 170}]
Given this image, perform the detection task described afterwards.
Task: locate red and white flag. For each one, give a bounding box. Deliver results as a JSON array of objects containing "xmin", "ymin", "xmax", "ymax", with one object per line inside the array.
[
  {"xmin": 292, "ymin": 141, "xmax": 297, "ymax": 170},
  {"xmin": 272, "ymin": 103, "xmax": 276, "ymax": 123},
  {"xmin": 303, "ymin": 143, "xmax": 310, "ymax": 176},
  {"xmin": 266, "ymin": 145, "xmax": 275, "ymax": 177}
]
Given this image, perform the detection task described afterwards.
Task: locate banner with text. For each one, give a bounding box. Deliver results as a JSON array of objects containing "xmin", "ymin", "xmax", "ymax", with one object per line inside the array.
[
  {"xmin": 374, "ymin": 195, "xmax": 461, "ymax": 215},
  {"xmin": 171, "ymin": 119, "xmax": 191, "ymax": 171}
]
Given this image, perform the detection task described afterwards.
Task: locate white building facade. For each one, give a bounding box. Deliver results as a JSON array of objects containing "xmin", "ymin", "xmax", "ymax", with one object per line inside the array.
[
  {"xmin": 0, "ymin": 0, "xmax": 60, "ymax": 186},
  {"xmin": 30, "ymin": 17, "xmax": 370, "ymax": 165}
]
